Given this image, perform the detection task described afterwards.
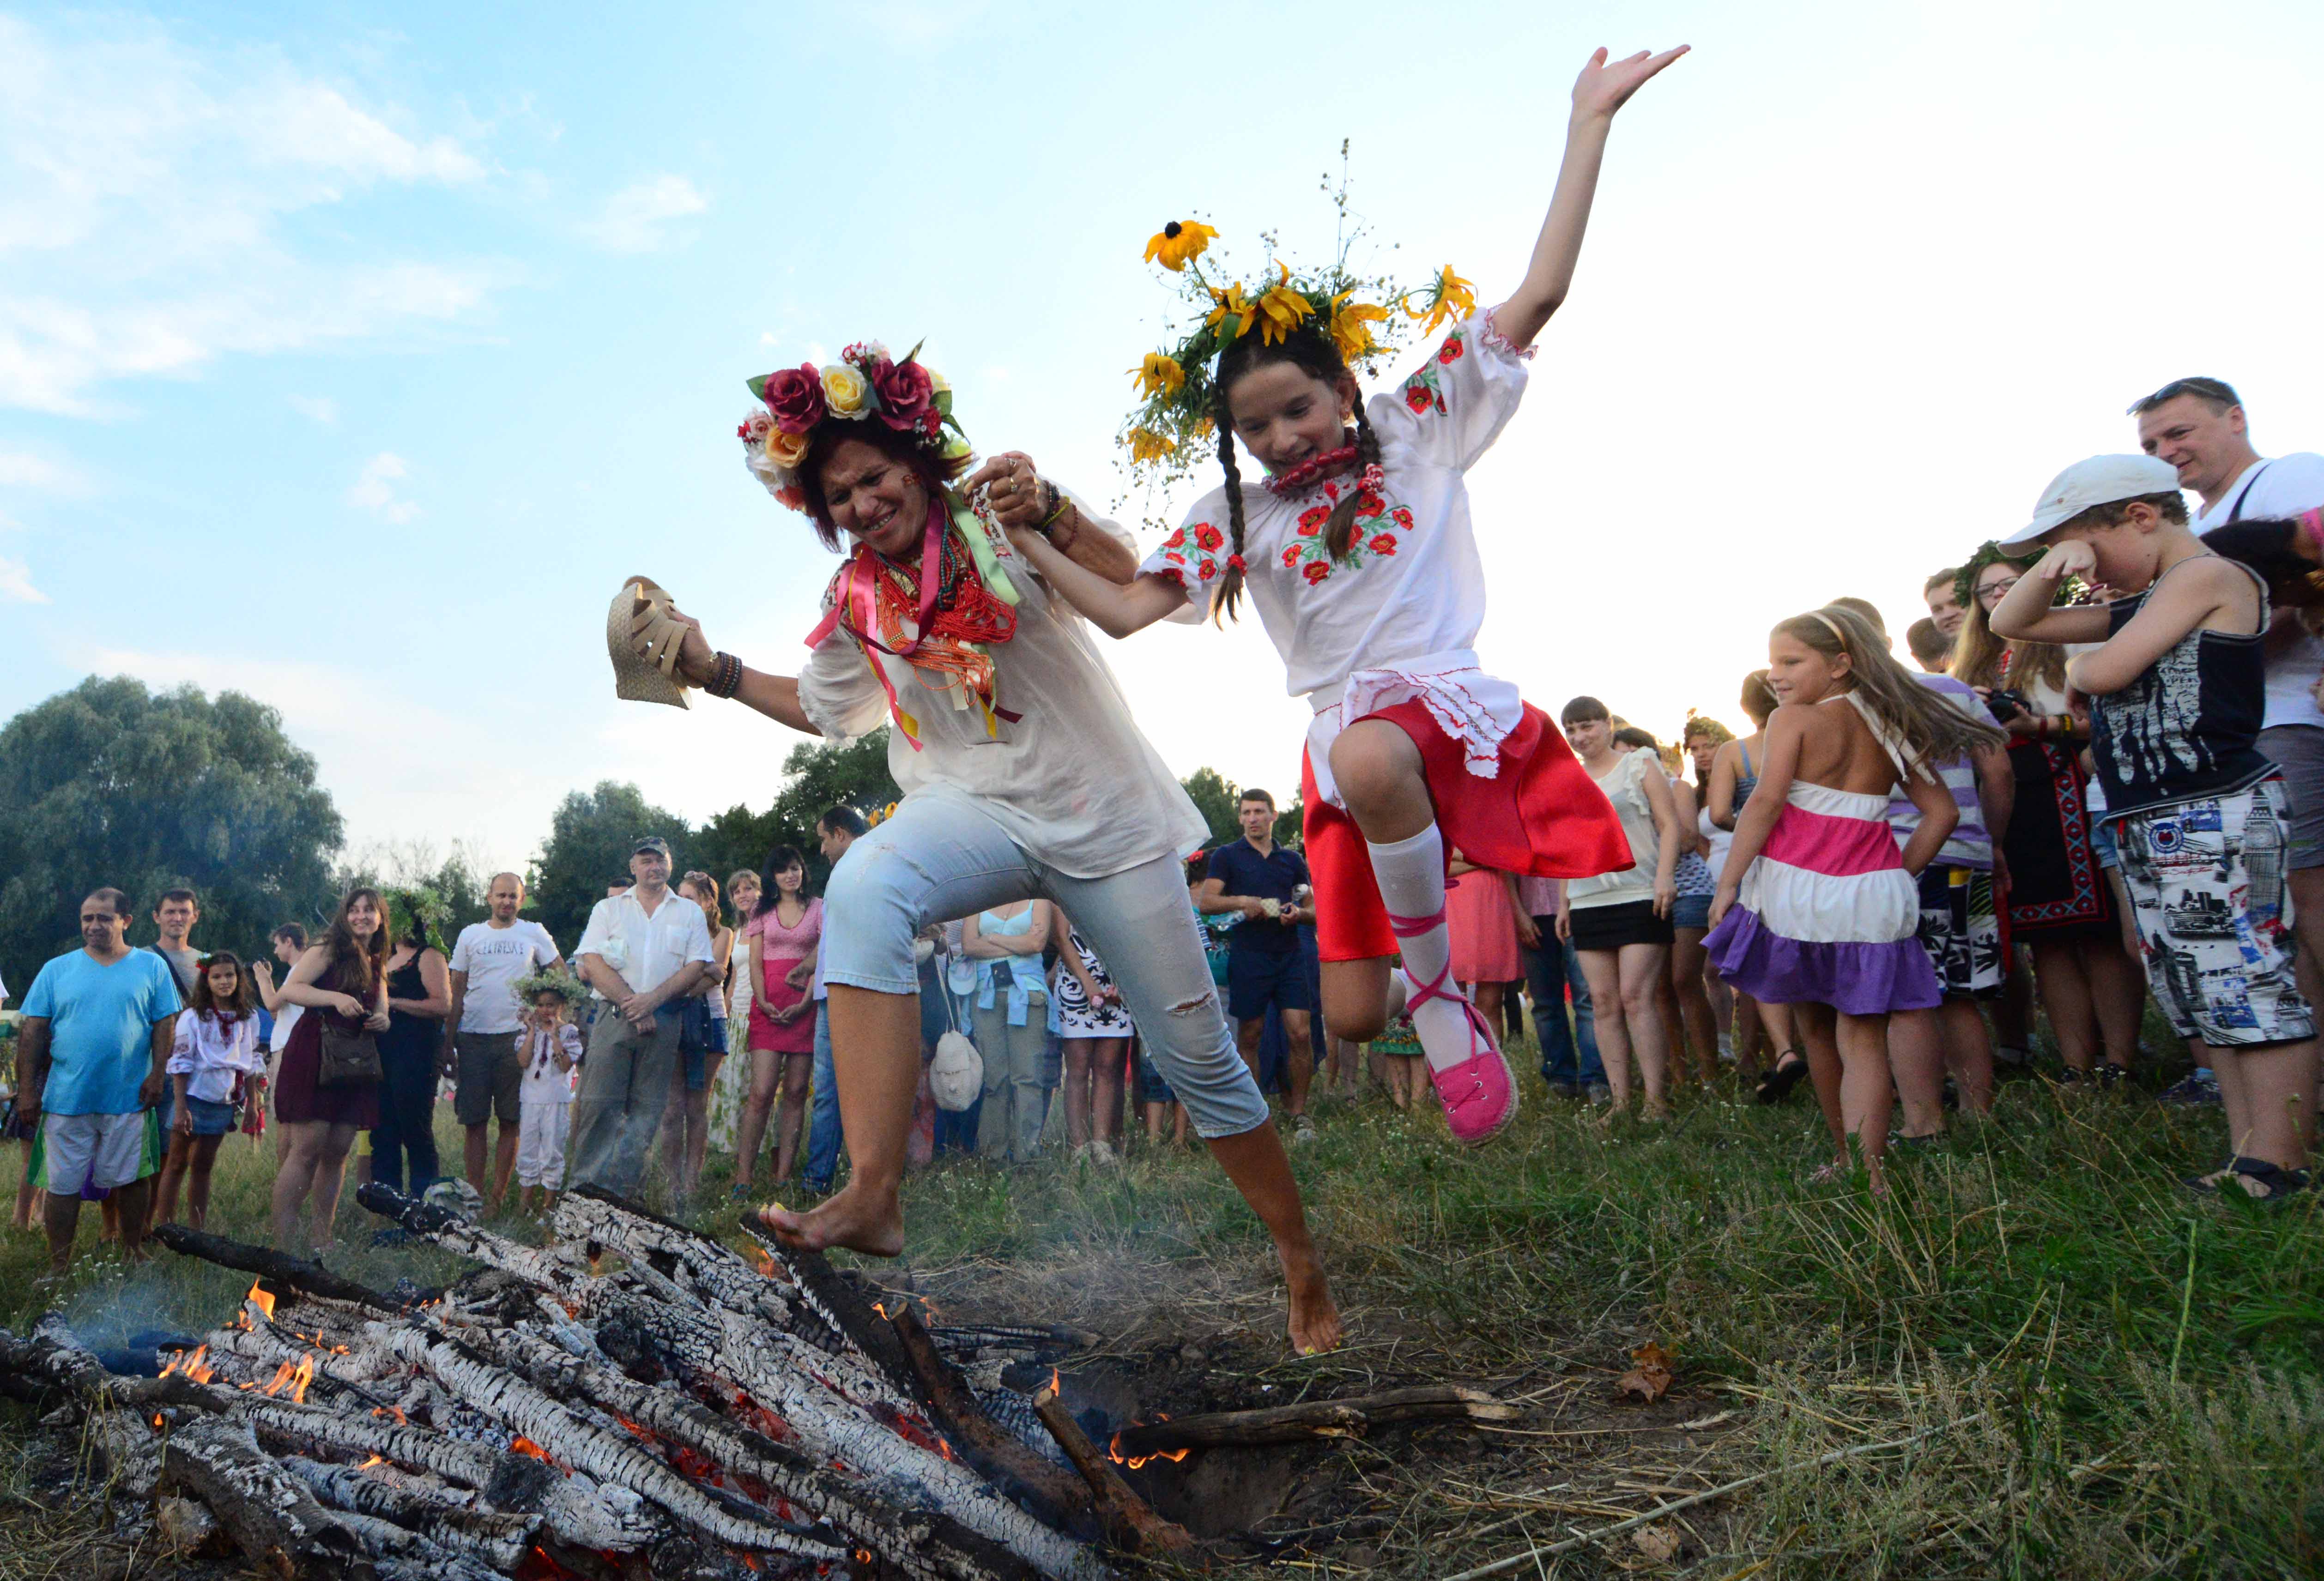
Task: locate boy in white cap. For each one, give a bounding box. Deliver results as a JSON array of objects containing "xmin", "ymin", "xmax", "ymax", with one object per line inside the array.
[{"xmin": 1991, "ymin": 455, "xmax": 2316, "ymax": 1202}]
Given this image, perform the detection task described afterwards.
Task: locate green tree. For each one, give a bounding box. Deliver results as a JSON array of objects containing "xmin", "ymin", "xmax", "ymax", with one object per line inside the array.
[
  {"xmin": 0, "ymin": 677, "xmax": 343, "ymax": 993},
  {"xmin": 692, "ymin": 731, "xmax": 902, "ymax": 900},
  {"xmin": 527, "ymin": 782, "xmax": 694, "ymax": 951},
  {"xmin": 1180, "ymin": 766, "xmax": 1243, "ymax": 847}
]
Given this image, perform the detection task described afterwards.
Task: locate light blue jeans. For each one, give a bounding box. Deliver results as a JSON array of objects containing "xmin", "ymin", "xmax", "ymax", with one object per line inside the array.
[
  {"xmin": 803, "ymin": 1002, "xmax": 841, "ymax": 1191},
  {"xmin": 823, "ymin": 788, "xmax": 1270, "ymax": 1139}
]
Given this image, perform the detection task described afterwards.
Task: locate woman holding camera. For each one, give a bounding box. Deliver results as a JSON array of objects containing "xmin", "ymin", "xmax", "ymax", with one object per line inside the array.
[{"xmin": 1953, "ymin": 549, "xmax": 2145, "ymax": 1082}]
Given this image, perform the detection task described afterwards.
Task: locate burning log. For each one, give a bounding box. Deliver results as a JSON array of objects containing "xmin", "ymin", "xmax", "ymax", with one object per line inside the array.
[
  {"xmin": 886, "ymin": 1303, "xmax": 1091, "ymax": 1534},
  {"xmin": 279, "ymin": 1455, "xmax": 541, "ymax": 1571},
  {"xmin": 357, "ymin": 1182, "xmax": 598, "ymax": 1306},
  {"xmin": 736, "ymin": 1214, "xmax": 921, "ymax": 1402},
  {"xmin": 158, "ymin": 1413, "xmax": 377, "ymax": 1579},
  {"xmin": 150, "ymin": 1223, "xmax": 403, "ymax": 1313},
  {"xmin": 376, "ymin": 1322, "xmax": 844, "ymax": 1562},
  {"xmin": 1030, "ymin": 1381, "xmax": 1195, "ymax": 1560},
  {"xmin": 1108, "ymin": 1384, "xmax": 1519, "ymax": 1454}
]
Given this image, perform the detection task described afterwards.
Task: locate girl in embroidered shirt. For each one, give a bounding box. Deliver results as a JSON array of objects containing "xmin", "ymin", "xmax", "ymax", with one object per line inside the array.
[
  {"xmin": 999, "ymin": 46, "xmax": 1684, "ymax": 1144},
  {"xmin": 157, "ymin": 952, "xmax": 263, "ymax": 1229},
  {"xmin": 1704, "ymin": 609, "xmax": 2003, "ymax": 1191}
]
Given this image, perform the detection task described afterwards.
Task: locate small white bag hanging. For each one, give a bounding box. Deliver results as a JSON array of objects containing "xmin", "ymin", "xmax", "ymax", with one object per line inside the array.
[{"xmin": 926, "ymin": 969, "xmax": 982, "ymax": 1113}]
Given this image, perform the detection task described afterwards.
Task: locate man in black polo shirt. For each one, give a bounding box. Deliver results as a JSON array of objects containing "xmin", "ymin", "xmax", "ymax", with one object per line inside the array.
[{"xmin": 1196, "ymin": 789, "xmax": 1320, "ymax": 1143}]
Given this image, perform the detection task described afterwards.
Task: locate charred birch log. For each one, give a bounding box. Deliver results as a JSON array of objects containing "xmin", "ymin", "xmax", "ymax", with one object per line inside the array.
[
  {"xmin": 558, "ymin": 1188, "xmax": 835, "ymax": 1351},
  {"xmin": 159, "ymin": 1413, "xmax": 378, "ymax": 1580},
  {"xmin": 379, "ymin": 1322, "xmax": 846, "ymax": 1562},
  {"xmin": 151, "ymin": 1224, "xmax": 402, "ymax": 1312},
  {"xmin": 1030, "ymin": 1382, "xmax": 1195, "ymax": 1559},
  {"xmin": 1108, "ymin": 1384, "xmax": 1519, "ymax": 1453},
  {"xmin": 236, "ymin": 1394, "xmax": 507, "ymax": 1487},
  {"xmin": 741, "ymin": 1218, "xmax": 922, "ymax": 1401},
  {"xmin": 87, "ymin": 1408, "xmax": 163, "ymax": 1499},
  {"xmin": 313, "ymin": 1505, "xmax": 512, "ymax": 1581},
  {"xmin": 358, "ymin": 1182, "xmax": 597, "ymax": 1306},
  {"xmin": 279, "ymin": 1455, "xmax": 541, "ymax": 1571},
  {"xmin": 887, "ymin": 1303, "xmax": 1091, "ymax": 1534},
  {"xmin": 472, "ymin": 1324, "xmax": 1040, "ymax": 1581}
]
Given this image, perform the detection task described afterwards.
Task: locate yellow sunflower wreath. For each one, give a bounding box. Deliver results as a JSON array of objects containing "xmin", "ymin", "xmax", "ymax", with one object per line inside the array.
[{"xmin": 1118, "ymin": 169, "xmax": 1471, "ymax": 506}]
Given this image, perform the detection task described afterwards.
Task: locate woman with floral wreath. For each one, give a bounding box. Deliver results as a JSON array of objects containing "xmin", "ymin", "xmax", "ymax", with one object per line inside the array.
[
  {"xmin": 631, "ymin": 340, "xmax": 1339, "ymax": 1353},
  {"xmin": 1950, "ymin": 544, "xmax": 2147, "ymax": 1080}
]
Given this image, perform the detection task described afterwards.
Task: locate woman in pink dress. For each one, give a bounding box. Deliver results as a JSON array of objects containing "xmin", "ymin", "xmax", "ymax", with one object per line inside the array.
[
  {"xmin": 734, "ymin": 847, "xmax": 822, "ymax": 1193},
  {"xmin": 1445, "ymin": 854, "xmax": 1522, "ymax": 1039}
]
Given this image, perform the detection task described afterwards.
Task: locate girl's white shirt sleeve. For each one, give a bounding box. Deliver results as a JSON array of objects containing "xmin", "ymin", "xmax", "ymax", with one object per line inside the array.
[{"xmin": 168, "ymin": 1014, "xmax": 262, "ymax": 1102}]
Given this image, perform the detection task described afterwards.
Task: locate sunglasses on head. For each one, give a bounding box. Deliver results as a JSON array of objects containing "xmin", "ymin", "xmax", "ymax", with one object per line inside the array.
[{"xmin": 2128, "ymin": 376, "xmax": 2239, "ymax": 416}]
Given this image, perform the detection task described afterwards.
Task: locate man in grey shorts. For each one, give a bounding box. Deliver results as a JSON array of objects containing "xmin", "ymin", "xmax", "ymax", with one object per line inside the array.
[{"xmin": 446, "ymin": 872, "xmax": 563, "ymax": 1210}]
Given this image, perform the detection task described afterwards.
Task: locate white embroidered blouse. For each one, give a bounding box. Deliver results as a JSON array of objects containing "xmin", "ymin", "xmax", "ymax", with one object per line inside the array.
[
  {"xmin": 796, "ymin": 498, "xmax": 1209, "ymax": 879},
  {"xmin": 1138, "ymin": 313, "xmax": 1534, "ymax": 807},
  {"xmin": 167, "ymin": 1010, "xmax": 264, "ymax": 1104}
]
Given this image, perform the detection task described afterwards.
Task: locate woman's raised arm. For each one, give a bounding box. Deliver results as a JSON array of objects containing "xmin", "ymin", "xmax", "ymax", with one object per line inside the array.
[{"xmin": 1006, "ymin": 527, "xmax": 1189, "ymax": 639}]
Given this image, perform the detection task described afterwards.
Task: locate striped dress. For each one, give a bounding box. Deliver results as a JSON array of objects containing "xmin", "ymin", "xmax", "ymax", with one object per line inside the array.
[{"xmin": 1703, "ymin": 700, "xmax": 1943, "ymax": 1015}]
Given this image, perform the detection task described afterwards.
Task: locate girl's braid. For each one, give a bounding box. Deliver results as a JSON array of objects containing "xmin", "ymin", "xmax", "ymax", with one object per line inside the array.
[
  {"xmin": 1209, "ymin": 415, "xmax": 1250, "ymax": 623},
  {"xmin": 1322, "ymin": 400, "xmax": 1382, "ymax": 561}
]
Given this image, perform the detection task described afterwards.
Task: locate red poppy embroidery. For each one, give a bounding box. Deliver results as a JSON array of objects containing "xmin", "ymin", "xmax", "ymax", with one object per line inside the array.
[
  {"xmin": 1356, "ymin": 490, "xmax": 1384, "ymax": 516},
  {"xmin": 1439, "ymin": 337, "xmax": 1465, "ymax": 364},
  {"xmin": 1298, "ymin": 504, "xmax": 1329, "ymax": 529},
  {"xmin": 1391, "ymin": 507, "xmax": 1415, "ymax": 529},
  {"xmin": 1369, "ymin": 533, "xmax": 1398, "ymax": 555},
  {"xmin": 1198, "ymin": 560, "xmax": 1217, "ymax": 581},
  {"xmin": 1193, "ymin": 523, "xmax": 1223, "ymax": 551},
  {"xmin": 1303, "ymin": 562, "xmax": 1329, "ymax": 585},
  {"xmin": 1163, "ymin": 527, "xmax": 1186, "ymax": 549},
  {"xmin": 1280, "ymin": 545, "xmax": 1301, "ymax": 568},
  {"xmin": 1164, "ymin": 551, "xmax": 1185, "ymax": 565},
  {"xmin": 1403, "ymin": 384, "xmax": 1432, "ymax": 413}
]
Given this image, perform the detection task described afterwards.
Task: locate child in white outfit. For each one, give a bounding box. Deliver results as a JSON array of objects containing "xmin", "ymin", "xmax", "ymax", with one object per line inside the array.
[{"xmin": 515, "ymin": 989, "xmax": 582, "ymax": 1214}]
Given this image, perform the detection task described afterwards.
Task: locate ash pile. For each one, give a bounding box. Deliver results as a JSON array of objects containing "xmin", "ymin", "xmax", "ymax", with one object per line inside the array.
[{"xmin": 0, "ymin": 1183, "xmax": 1179, "ymax": 1581}]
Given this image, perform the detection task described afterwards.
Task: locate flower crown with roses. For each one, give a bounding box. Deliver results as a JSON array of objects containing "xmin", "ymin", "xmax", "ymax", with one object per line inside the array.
[
  {"xmin": 1119, "ymin": 211, "xmax": 1471, "ymax": 503},
  {"xmin": 736, "ymin": 339, "xmax": 972, "ymax": 513}
]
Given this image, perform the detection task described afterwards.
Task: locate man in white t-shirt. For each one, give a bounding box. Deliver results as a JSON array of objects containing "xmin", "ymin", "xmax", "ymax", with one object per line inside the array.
[
  {"xmin": 446, "ymin": 872, "xmax": 563, "ymax": 1210},
  {"xmin": 569, "ymin": 837, "xmax": 713, "ymax": 1198},
  {"xmin": 2134, "ymin": 376, "xmax": 2324, "ymax": 1104}
]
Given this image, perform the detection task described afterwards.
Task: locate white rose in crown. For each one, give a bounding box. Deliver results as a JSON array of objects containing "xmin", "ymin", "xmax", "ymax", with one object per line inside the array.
[{"xmin": 821, "ymin": 363, "xmax": 870, "ymax": 418}]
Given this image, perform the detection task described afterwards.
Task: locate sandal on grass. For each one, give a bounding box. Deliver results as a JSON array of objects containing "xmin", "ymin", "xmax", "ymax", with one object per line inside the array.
[
  {"xmin": 2226, "ymin": 1158, "xmax": 2312, "ymax": 1204},
  {"xmin": 1757, "ymin": 1049, "xmax": 1809, "ymax": 1104}
]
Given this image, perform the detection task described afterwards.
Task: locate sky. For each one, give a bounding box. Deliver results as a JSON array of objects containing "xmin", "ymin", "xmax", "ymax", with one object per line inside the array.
[{"xmin": 6, "ymin": 0, "xmax": 2324, "ymax": 879}]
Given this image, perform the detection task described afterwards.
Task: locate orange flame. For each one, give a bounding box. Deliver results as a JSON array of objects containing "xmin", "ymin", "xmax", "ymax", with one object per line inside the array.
[
  {"xmin": 261, "ymin": 1361, "xmax": 297, "ymax": 1397},
  {"xmin": 359, "ymin": 1454, "xmax": 384, "ymax": 1470},
  {"xmin": 159, "ymin": 1344, "xmax": 213, "ymax": 1384},
  {"xmin": 289, "ymin": 1356, "xmax": 315, "ymax": 1405},
  {"xmin": 872, "ymin": 1301, "xmax": 888, "ymax": 1319},
  {"xmin": 371, "ymin": 1405, "xmax": 408, "ymax": 1426},
  {"xmin": 1107, "ymin": 1423, "xmax": 1192, "ymax": 1470},
  {"xmin": 750, "ymin": 1244, "xmax": 775, "ymax": 1278},
  {"xmin": 509, "ymin": 1435, "xmax": 551, "ymax": 1461},
  {"xmin": 246, "ymin": 1279, "xmax": 277, "ymax": 1321},
  {"xmin": 150, "ymin": 1413, "xmax": 165, "ymax": 1431}
]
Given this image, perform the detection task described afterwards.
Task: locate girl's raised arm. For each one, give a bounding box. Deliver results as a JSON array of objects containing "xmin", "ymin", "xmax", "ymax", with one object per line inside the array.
[
  {"xmin": 1987, "ymin": 540, "xmax": 2113, "ymax": 646},
  {"xmin": 1007, "ymin": 528, "xmax": 1188, "ymax": 639},
  {"xmin": 1494, "ymin": 45, "xmax": 1689, "ymax": 351}
]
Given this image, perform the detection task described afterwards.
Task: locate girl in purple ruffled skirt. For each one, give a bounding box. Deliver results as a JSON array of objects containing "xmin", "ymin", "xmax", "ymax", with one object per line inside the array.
[{"xmin": 1706, "ymin": 607, "xmax": 2005, "ymax": 1188}]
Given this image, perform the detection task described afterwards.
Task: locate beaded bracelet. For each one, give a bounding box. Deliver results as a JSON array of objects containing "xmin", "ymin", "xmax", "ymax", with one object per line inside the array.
[{"xmin": 705, "ymin": 651, "xmax": 743, "ymax": 700}]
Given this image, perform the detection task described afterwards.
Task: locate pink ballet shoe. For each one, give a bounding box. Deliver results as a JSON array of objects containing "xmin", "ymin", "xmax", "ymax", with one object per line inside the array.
[{"xmin": 1390, "ymin": 907, "xmax": 1519, "ymax": 1146}]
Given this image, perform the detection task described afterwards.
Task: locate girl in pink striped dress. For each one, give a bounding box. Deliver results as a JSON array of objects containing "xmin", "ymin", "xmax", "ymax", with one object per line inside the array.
[{"xmin": 1706, "ymin": 607, "xmax": 2005, "ymax": 1187}]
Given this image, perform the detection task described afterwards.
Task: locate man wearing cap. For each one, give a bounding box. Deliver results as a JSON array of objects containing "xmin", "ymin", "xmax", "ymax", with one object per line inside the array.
[
  {"xmin": 2133, "ymin": 380, "xmax": 2324, "ymax": 1063},
  {"xmin": 568, "ymin": 837, "xmax": 714, "ymax": 1197},
  {"xmin": 1992, "ymin": 455, "xmax": 2316, "ymax": 1199}
]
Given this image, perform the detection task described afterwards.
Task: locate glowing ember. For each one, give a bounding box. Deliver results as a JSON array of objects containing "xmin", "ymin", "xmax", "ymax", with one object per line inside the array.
[
  {"xmin": 750, "ymin": 1245, "xmax": 775, "ymax": 1278},
  {"xmin": 245, "ymin": 1279, "xmax": 277, "ymax": 1321},
  {"xmin": 158, "ymin": 1343, "xmax": 213, "ymax": 1384},
  {"xmin": 872, "ymin": 1301, "xmax": 888, "ymax": 1320},
  {"xmin": 509, "ymin": 1435, "xmax": 551, "ymax": 1461},
  {"xmin": 360, "ymin": 1454, "xmax": 384, "ymax": 1470},
  {"xmin": 150, "ymin": 1413, "xmax": 165, "ymax": 1431},
  {"xmin": 1107, "ymin": 1422, "xmax": 1192, "ymax": 1470}
]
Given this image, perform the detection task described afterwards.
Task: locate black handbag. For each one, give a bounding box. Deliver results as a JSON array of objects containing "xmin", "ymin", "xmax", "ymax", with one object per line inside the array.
[{"xmin": 316, "ymin": 1014, "xmax": 382, "ymax": 1087}]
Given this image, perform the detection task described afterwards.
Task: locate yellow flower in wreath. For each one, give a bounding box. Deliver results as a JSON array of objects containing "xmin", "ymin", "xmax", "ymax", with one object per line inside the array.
[
  {"xmin": 1144, "ymin": 220, "xmax": 1218, "ymax": 272},
  {"xmin": 1328, "ymin": 292, "xmax": 1391, "ymax": 363},
  {"xmin": 1253, "ymin": 262, "xmax": 1315, "ymax": 347},
  {"xmin": 1406, "ymin": 265, "xmax": 1477, "ymax": 334},
  {"xmin": 1205, "ymin": 282, "xmax": 1256, "ymax": 341},
  {"xmin": 1130, "ymin": 353, "xmax": 1186, "ymax": 400},
  {"xmin": 1126, "ymin": 427, "xmax": 1177, "ymax": 464}
]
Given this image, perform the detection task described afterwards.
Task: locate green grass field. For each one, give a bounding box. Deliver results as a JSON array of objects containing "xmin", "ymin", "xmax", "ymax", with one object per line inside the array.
[{"xmin": 1, "ymin": 1041, "xmax": 2318, "ymax": 1579}]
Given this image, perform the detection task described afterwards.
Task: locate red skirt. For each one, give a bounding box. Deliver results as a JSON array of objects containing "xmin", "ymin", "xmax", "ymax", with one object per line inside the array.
[{"xmin": 1303, "ymin": 697, "xmax": 1633, "ymax": 963}]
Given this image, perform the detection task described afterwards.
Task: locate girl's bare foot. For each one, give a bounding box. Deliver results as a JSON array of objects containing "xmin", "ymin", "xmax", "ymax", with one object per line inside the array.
[
  {"xmin": 757, "ymin": 1186, "xmax": 904, "ymax": 1258},
  {"xmin": 1284, "ymin": 1255, "xmax": 1342, "ymax": 1356}
]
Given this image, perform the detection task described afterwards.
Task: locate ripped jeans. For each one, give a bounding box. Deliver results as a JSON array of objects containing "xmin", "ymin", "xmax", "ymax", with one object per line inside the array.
[{"xmin": 823, "ymin": 787, "xmax": 1270, "ymax": 1139}]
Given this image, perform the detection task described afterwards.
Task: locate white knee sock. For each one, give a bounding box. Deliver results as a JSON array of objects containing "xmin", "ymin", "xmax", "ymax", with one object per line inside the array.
[{"xmin": 1367, "ymin": 824, "xmax": 1480, "ymax": 1073}]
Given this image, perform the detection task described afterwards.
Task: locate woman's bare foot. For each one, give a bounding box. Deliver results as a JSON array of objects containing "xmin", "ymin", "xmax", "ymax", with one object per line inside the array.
[
  {"xmin": 1284, "ymin": 1255, "xmax": 1342, "ymax": 1356},
  {"xmin": 757, "ymin": 1186, "xmax": 904, "ymax": 1258}
]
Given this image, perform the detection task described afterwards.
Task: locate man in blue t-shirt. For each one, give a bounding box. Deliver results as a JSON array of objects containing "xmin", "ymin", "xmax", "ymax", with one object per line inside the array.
[
  {"xmin": 1196, "ymin": 789, "xmax": 1320, "ymax": 1141},
  {"xmin": 17, "ymin": 887, "xmax": 182, "ymax": 1276}
]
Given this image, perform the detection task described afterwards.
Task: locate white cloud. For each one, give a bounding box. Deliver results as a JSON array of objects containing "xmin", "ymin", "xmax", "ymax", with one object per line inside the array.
[
  {"xmin": 579, "ymin": 175, "xmax": 708, "ymax": 254},
  {"xmin": 0, "ymin": 13, "xmax": 499, "ymax": 414},
  {"xmin": 347, "ymin": 452, "xmax": 419, "ymax": 523},
  {"xmin": 0, "ymin": 449, "xmax": 82, "ymax": 492},
  {"xmin": 0, "ymin": 555, "xmax": 47, "ymax": 603},
  {"xmin": 288, "ymin": 394, "xmax": 338, "ymax": 424}
]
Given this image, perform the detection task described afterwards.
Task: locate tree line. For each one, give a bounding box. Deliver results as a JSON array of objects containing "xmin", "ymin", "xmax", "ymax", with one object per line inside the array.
[{"xmin": 0, "ymin": 677, "xmax": 1296, "ymax": 988}]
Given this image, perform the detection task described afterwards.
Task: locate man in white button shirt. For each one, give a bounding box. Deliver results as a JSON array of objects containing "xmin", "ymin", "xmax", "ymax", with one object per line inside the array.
[
  {"xmin": 2134, "ymin": 376, "xmax": 2324, "ymax": 1105},
  {"xmin": 568, "ymin": 836, "xmax": 714, "ymax": 1197}
]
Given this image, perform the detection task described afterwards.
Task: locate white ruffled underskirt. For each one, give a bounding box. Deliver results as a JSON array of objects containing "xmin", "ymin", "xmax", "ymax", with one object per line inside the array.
[{"xmin": 1305, "ymin": 649, "xmax": 1524, "ymax": 809}]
